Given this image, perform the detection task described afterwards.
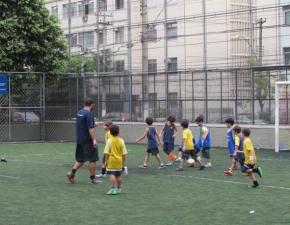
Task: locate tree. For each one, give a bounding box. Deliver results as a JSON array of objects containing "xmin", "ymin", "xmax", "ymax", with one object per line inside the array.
[{"xmin": 0, "ymin": 0, "xmax": 68, "ymax": 79}]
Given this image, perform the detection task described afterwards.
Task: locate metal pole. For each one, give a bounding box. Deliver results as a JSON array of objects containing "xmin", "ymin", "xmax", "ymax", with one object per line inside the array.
[
  {"xmin": 249, "ymin": 0, "xmax": 254, "ymax": 124},
  {"xmin": 96, "ymin": 1, "xmax": 100, "ymax": 120},
  {"xmin": 164, "ymin": 0, "xmax": 168, "ymax": 118},
  {"xmin": 203, "ymin": 0, "xmax": 208, "ymax": 122},
  {"xmin": 127, "ymin": 0, "xmax": 132, "ymax": 120},
  {"xmin": 235, "ymin": 70, "xmax": 238, "ymax": 122},
  {"xmin": 220, "ymin": 71, "xmax": 223, "ymax": 121},
  {"xmin": 256, "ymin": 18, "xmax": 266, "ymax": 64}
]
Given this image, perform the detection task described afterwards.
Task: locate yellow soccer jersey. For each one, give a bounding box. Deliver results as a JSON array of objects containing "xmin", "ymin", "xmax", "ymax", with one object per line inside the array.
[
  {"xmin": 104, "ymin": 137, "xmax": 127, "ymax": 170},
  {"xmin": 243, "ymin": 138, "xmax": 257, "ymax": 164},
  {"xmin": 202, "ymin": 126, "xmax": 208, "ymax": 136},
  {"xmin": 182, "ymin": 128, "xmax": 194, "ymax": 150},
  {"xmin": 105, "ymin": 130, "xmax": 113, "ymax": 142},
  {"xmin": 234, "ymin": 135, "xmax": 240, "ymax": 147}
]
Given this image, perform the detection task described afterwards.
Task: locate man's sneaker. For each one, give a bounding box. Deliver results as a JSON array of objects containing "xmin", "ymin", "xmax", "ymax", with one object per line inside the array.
[
  {"xmin": 243, "ymin": 173, "xmax": 249, "ymax": 176},
  {"xmin": 175, "ymin": 167, "xmax": 183, "ymax": 171},
  {"xmin": 175, "ymin": 158, "xmax": 181, "ymax": 162},
  {"xmin": 123, "ymin": 166, "xmax": 128, "ymax": 177},
  {"xmin": 116, "ymin": 189, "xmax": 122, "ymax": 194},
  {"xmin": 248, "ymin": 184, "xmax": 260, "ymax": 188},
  {"xmin": 138, "ymin": 164, "xmax": 148, "ymax": 168},
  {"xmin": 88, "ymin": 178, "xmax": 103, "ymax": 184},
  {"xmin": 107, "ymin": 189, "xmax": 117, "ymax": 195},
  {"xmin": 224, "ymin": 170, "xmax": 233, "ymax": 176},
  {"xmin": 0, "ymin": 157, "xmax": 7, "ymax": 163},
  {"xmin": 95, "ymin": 174, "xmax": 106, "ymax": 178},
  {"xmin": 257, "ymin": 167, "xmax": 263, "ymax": 178},
  {"xmin": 158, "ymin": 164, "xmax": 165, "ymax": 169},
  {"xmin": 66, "ymin": 172, "xmax": 75, "ymax": 183},
  {"xmin": 205, "ymin": 163, "xmax": 212, "ymax": 168},
  {"xmin": 199, "ymin": 165, "xmax": 205, "ymax": 170}
]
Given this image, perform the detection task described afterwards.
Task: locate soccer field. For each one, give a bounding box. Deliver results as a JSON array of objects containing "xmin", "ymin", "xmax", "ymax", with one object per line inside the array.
[{"xmin": 0, "ymin": 142, "xmax": 290, "ymax": 225}]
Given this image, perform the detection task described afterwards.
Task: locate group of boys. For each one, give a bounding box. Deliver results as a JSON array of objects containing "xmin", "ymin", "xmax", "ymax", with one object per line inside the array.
[{"xmin": 66, "ymin": 98, "xmax": 263, "ymax": 195}]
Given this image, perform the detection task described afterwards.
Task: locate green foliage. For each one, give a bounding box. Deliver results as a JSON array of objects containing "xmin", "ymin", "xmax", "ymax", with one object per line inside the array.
[
  {"xmin": 150, "ymin": 107, "xmax": 166, "ymax": 118},
  {"xmin": 0, "ymin": 0, "xmax": 68, "ymax": 79}
]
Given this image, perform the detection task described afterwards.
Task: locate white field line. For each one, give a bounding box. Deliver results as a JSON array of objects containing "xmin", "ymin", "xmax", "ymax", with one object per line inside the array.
[{"xmin": 0, "ymin": 175, "xmax": 21, "ymax": 179}]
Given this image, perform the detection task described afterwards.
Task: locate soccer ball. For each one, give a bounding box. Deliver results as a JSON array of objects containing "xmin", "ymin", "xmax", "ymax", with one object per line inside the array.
[{"xmin": 187, "ymin": 158, "xmax": 195, "ymax": 167}]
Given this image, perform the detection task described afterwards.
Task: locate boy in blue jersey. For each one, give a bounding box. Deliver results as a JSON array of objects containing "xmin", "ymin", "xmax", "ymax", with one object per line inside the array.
[
  {"xmin": 194, "ymin": 116, "xmax": 211, "ymax": 170},
  {"xmin": 225, "ymin": 118, "xmax": 237, "ymax": 171},
  {"xmin": 136, "ymin": 117, "xmax": 165, "ymax": 169},
  {"xmin": 224, "ymin": 125, "xmax": 245, "ymax": 176},
  {"xmin": 159, "ymin": 115, "xmax": 178, "ymax": 166},
  {"xmin": 67, "ymin": 98, "xmax": 102, "ymax": 184}
]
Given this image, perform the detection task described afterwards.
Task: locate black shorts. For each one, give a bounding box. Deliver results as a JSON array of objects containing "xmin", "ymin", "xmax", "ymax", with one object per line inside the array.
[
  {"xmin": 182, "ymin": 150, "xmax": 195, "ymax": 160},
  {"xmin": 75, "ymin": 144, "xmax": 99, "ymax": 162},
  {"xmin": 147, "ymin": 148, "xmax": 160, "ymax": 156},
  {"xmin": 106, "ymin": 170, "xmax": 123, "ymax": 177}
]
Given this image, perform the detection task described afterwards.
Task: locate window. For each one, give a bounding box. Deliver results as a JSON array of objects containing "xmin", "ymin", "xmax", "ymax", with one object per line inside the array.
[
  {"xmin": 115, "ymin": 27, "xmax": 124, "ymax": 43},
  {"xmin": 66, "ymin": 34, "xmax": 78, "ymax": 47},
  {"xmin": 286, "ymin": 11, "xmax": 290, "ymax": 25},
  {"xmin": 51, "ymin": 6, "xmax": 58, "ymax": 15},
  {"xmin": 114, "ymin": 60, "xmax": 125, "ymax": 72},
  {"xmin": 63, "ymin": 3, "xmax": 77, "ymax": 19},
  {"xmin": 284, "ymin": 48, "xmax": 290, "ymax": 65},
  {"xmin": 147, "ymin": 25, "xmax": 157, "ymax": 41},
  {"xmin": 148, "ymin": 59, "xmax": 157, "ymax": 73},
  {"xmin": 98, "ymin": 32, "xmax": 104, "ymax": 45},
  {"xmin": 167, "ymin": 58, "xmax": 177, "ymax": 72},
  {"xmin": 99, "ymin": 0, "xmax": 107, "ymax": 11},
  {"xmin": 79, "ymin": 31, "xmax": 94, "ymax": 46},
  {"xmin": 116, "ymin": 0, "xmax": 124, "ymax": 9},
  {"xmin": 78, "ymin": 0, "xmax": 94, "ymax": 16},
  {"xmin": 168, "ymin": 92, "xmax": 178, "ymax": 108},
  {"xmin": 167, "ymin": 22, "xmax": 177, "ymax": 38}
]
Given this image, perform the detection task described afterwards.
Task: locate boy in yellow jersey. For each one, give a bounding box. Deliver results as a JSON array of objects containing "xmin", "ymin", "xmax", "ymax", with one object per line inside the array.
[
  {"xmin": 241, "ymin": 128, "xmax": 262, "ymax": 188},
  {"xmin": 104, "ymin": 125, "xmax": 128, "ymax": 195},
  {"xmin": 95, "ymin": 120, "xmax": 113, "ymax": 178},
  {"xmin": 176, "ymin": 119, "xmax": 195, "ymax": 171}
]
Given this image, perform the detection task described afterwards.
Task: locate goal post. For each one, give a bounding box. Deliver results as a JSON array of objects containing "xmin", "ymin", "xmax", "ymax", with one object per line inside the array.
[{"xmin": 275, "ymin": 81, "xmax": 290, "ymax": 152}]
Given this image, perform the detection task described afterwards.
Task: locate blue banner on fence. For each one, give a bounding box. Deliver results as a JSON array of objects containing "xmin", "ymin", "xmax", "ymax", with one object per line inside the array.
[{"xmin": 0, "ymin": 75, "xmax": 8, "ymax": 94}]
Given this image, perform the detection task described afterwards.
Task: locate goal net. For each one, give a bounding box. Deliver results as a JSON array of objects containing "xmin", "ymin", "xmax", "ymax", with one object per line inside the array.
[{"xmin": 275, "ymin": 81, "xmax": 290, "ymax": 152}]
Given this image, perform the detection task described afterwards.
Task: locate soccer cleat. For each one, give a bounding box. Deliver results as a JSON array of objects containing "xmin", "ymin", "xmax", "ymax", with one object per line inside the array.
[
  {"xmin": 205, "ymin": 163, "xmax": 212, "ymax": 168},
  {"xmin": 123, "ymin": 166, "xmax": 128, "ymax": 177},
  {"xmin": 175, "ymin": 167, "xmax": 183, "ymax": 171},
  {"xmin": 138, "ymin": 164, "xmax": 148, "ymax": 168},
  {"xmin": 248, "ymin": 184, "xmax": 260, "ymax": 188},
  {"xmin": 0, "ymin": 157, "xmax": 7, "ymax": 163},
  {"xmin": 116, "ymin": 189, "xmax": 122, "ymax": 194},
  {"xmin": 166, "ymin": 161, "xmax": 174, "ymax": 166},
  {"xmin": 95, "ymin": 174, "xmax": 106, "ymax": 178},
  {"xmin": 257, "ymin": 167, "xmax": 263, "ymax": 178},
  {"xmin": 224, "ymin": 170, "xmax": 233, "ymax": 176},
  {"xmin": 199, "ymin": 165, "xmax": 205, "ymax": 170},
  {"xmin": 88, "ymin": 178, "xmax": 103, "ymax": 184},
  {"xmin": 158, "ymin": 164, "xmax": 165, "ymax": 169},
  {"xmin": 107, "ymin": 189, "xmax": 117, "ymax": 195},
  {"xmin": 66, "ymin": 171, "xmax": 75, "ymax": 183}
]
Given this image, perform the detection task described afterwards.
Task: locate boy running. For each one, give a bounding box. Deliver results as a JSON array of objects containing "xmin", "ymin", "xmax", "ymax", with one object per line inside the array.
[{"xmin": 225, "ymin": 118, "xmax": 237, "ymax": 171}]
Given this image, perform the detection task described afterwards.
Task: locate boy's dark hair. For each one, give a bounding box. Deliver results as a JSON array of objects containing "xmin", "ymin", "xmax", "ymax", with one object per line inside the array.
[
  {"xmin": 225, "ymin": 118, "xmax": 234, "ymax": 125},
  {"xmin": 84, "ymin": 98, "xmax": 94, "ymax": 106},
  {"xmin": 110, "ymin": 125, "xmax": 119, "ymax": 136},
  {"xmin": 104, "ymin": 120, "xmax": 113, "ymax": 127},
  {"xmin": 167, "ymin": 115, "xmax": 176, "ymax": 123},
  {"xmin": 242, "ymin": 128, "xmax": 251, "ymax": 137},
  {"xmin": 180, "ymin": 119, "xmax": 189, "ymax": 128},
  {"xmin": 233, "ymin": 125, "xmax": 241, "ymax": 133},
  {"xmin": 195, "ymin": 116, "xmax": 204, "ymax": 123},
  {"xmin": 145, "ymin": 117, "xmax": 153, "ymax": 125}
]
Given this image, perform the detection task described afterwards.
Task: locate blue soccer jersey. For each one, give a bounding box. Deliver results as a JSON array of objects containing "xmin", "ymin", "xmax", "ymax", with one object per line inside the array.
[{"xmin": 227, "ymin": 128, "xmax": 235, "ymax": 155}]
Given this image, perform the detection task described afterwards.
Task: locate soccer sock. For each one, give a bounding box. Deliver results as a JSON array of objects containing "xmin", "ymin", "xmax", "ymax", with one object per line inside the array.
[
  {"xmin": 143, "ymin": 164, "xmax": 147, "ymax": 166},
  {"xmin": 253, "ymin": 168, "xmax": 258, "ymax": 173},
  {"xmin": 253, "ymin": 180, "xmax": 259, "ymax": 186},
  {"xmin": 117, "ymin": 186, "xmax": 121, "ymax": 189},
  {"xmin": 72, "ymin": 169, "xmax": 76, "ymax": 174},
  {"xmin": 90, "ymin": 175, "xmax": 95, "ymax": 180},
  {"xmin": 111, "ymin": 186, "xmax": 116, "ymax": 190},
  {"xmin": 102, "ymin": 168, "xmax": 106, "ymax": 175}
]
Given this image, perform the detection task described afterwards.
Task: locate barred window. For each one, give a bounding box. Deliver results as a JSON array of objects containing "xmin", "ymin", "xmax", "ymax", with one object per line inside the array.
[
  {"xmin": 148, "ymin": 59, "xmax": 157, "ymax": 73},
  {"xmin": 167, "ymin": 22, "xmax": 177, "ymax": 38},
  {"xmin": 167, "ymin": 58, "xmax": 177, "ymax": 72},
  {"xmin": 79, "ymin": 31, "xmax": 94, "ymax": 46}
]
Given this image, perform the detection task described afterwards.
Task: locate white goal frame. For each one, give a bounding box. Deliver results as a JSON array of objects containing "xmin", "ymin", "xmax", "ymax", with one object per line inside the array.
[{"xmin": 275, "ymin": 81, "xmax": 290, "ymax": 152}]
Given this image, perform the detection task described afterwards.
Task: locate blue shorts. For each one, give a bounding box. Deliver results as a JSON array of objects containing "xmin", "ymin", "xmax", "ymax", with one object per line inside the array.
[
  {"xmin": 163, "ymin": 142, "xmax": 174, "ymax": 152},
  {"xmin": 182, "ymin": 150, "xmax": 195, "ymax": 160},
  {"xmin": 147, "ymin": 148, "xmax": 160, "ymax": 156},
  {"xmin": 234, "ymin": 157, "xmax": 245, "ymax": 166},
  {"xmin": 106, "ymin": 170, "xmax": 123, "ymax": 176},
  {"xmin": 241, "ymin": 164, "xmax": 255, "ymax": 173},
  {"xmin": 178, "ymin": 147, "xmax": 183, "ymax": 152}
]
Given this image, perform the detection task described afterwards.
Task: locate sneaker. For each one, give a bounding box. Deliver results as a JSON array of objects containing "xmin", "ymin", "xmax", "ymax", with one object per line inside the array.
[
  {"xmin": 248, "ymin": 184, "xmax": 260, "ymax": 188},
  {"xmin": 205, "ymin": 163, "xmax": 212, "ymax": 168},
  {"xmin": 95, "ymin": 174, "xmax": 106, "ymax": 178},
  {"xmin": 224, "ymin": 170, "xmax": 233, "ymax": 176},
  {"xmin": 107, "ymin": 189, "xmax": 117, "ymax": 195},
  {"xmin": 166, "ymin": 162, "xmax": 174, "ymax": 166},
  {"xmin": 199, "ymin": 165, "xmax": 205, "ymax": 170},
  {"xmin": 66, "ymin": 171, "xmax": 75, "ymax": 183},
  {"xmin": 175, "ymin": 158, "xmax": 181, "ymax": 162},
  {"xmin": 88, "ymin": 178, "xmax": 103, "ymax": 184},
  {"xmin": 158, "ymin": 164, "xmax": 165, "ymax": 169},
  {"xmin": 257, "ymin": 167, "xmax": 263, "ymax": 178},
  {"xmin": 0, "ymin": 157, "xmax": 7, "ymax": 163},
  {"xmin": 243, "ymin": 173, "xmax": 250, "ymax": 176},
  {"xmin": 175, "ymin": 167, "xmax": 183, "ymax": 171},
  {"xmin": 138, "ymin": 164, "xmax": 148, "ymax": 168},
  {"xmin": 123, "ymin": 166, "xmax": 128, "ymax": 177},
  {"xmin": 116, "ymin": 189, "xmax": 122, "ymax": 194}
]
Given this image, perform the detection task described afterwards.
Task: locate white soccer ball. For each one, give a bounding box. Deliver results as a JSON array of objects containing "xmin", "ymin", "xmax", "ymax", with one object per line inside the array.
[{"xmin": 187, "ymin": 158, "xmax": 195, "ymax": 167}]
